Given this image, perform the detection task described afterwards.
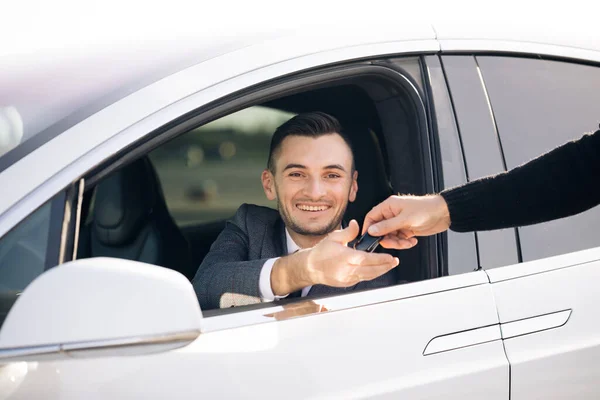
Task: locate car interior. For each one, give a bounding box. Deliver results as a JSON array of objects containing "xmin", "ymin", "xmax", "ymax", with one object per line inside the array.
[{"xmin": 75, "ymin": 67, "xmax": 435, "ymax": 312}]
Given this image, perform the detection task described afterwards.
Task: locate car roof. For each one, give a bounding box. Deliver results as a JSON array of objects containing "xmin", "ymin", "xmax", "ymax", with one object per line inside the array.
[
  {"xmin": 0, "ymin": 10, "xmax": 598, "ymax": 234},
  {"xmin": 1, "ymin": 18, "xmax": 598, "ymax": 172}
]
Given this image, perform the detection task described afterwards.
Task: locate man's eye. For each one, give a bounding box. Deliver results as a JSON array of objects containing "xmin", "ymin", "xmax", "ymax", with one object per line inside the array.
[
  {"xmin": 326, "ymin": 174, "xmax": 341, "ymax": 179},
  {"xmin": 289, "ymin": 172, "xmax": 303, "ymax": 177}
]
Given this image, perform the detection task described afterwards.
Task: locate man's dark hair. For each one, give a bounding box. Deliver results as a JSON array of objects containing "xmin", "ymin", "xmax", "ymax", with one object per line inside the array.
[{"xmin": 267, "ymin": 111, "xmax": 354, "ymax": 173}]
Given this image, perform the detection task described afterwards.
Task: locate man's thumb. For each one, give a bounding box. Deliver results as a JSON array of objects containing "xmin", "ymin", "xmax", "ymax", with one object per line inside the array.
[
  {"xmin": 368, "ymin": 215, "xmax": 408, "ymax": 237},
  {"xmin": 329, "ymin": 219, "xmax": 359, "ymax": 244}
]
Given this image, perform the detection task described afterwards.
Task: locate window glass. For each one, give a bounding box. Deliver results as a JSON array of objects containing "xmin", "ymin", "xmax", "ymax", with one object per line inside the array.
[
  {"xmin": 441, "ymin": 55, "xmax": 519, "ymax": 269},
  {"xmin": 149, "ymin": 106, "xmax": 295, "ymax": 226},
  {"xmin": 478, "ymin": 56, "xmax": 600, "ymax": 261},
  {"xmin": 425, "ymin": 55, "xmax": 478, "ymax": 275},
  {"xmin": 0, "ymin": 200, "xmax": 54, "ymax": 327}
]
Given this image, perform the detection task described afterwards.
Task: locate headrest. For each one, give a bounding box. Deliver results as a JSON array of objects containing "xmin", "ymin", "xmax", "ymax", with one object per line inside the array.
[
  {"xmin": 344, "ymin": 127, "xmax": 392, "ymax": 226},
  {"xmin": 93, "ymin": 158, "xmax": 157, "ymax": 246}
]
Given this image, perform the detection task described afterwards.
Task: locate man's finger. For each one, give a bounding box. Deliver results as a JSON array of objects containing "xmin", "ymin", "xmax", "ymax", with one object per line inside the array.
[
  {"xmin": 379, "ymin": 236, "xmax": 418, "ymax": 250},
  {"xmin": 328, "ymin": 219, "xmax": 359, "ymax": 244},
  {"xmin": 348, "ymin": 250, "xmax": 396, "ymax": 266},
  {"xmin": 362, "ymin": 203, "xmax": 388, "ymax": 235},
  {"xmin": 362, "ymin": 197, "xmax": 400, "ymax": 235},
  {"xmin": 355, "ymin": 261, "xmax": 399, "ymax": 281},
  {"xmin": 367, "ymin": 214, "xmax": 411, "ymax": 237}
]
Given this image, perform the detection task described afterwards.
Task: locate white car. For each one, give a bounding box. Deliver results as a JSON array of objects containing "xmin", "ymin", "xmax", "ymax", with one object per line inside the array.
[{"xmin": 0, "ymin": 21, "xmax": 599, "ymax": 399}]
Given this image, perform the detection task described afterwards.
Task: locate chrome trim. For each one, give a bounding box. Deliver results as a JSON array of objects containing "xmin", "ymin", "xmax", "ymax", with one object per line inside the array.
[
  {"xmin": 71, "ymin": 178, "xmax": 85, "ymax": 260},
  {"xmin": 58, "ymin": 195, "xmax": 72, "ymax": 264},
  {"xmin": 0, "ymin": 330, "xmax": 199, "ymax": 361},
  {"xmin": 501, "ymin": 309, "xmax": 572, "ymax": 339},
  {"xmin": 0, "ymin": 344, "xmax": 61, "ymax": 359},
  {"xmin": 423, "ymin": 324, "xmax": 501, "ymax": 356},
  {"xmin": 62, "ymin": 330, "xmax": 200, "ymax": 352}
]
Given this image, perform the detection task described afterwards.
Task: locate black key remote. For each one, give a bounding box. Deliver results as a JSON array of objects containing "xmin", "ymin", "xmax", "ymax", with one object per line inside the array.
[{"xmin": 349, "ymin": 232, "xmax": 383, "ymax": 252}]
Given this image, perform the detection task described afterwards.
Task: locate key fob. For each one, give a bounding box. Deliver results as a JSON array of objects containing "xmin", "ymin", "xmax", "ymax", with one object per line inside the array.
[{"xmin": 349, "ymin": 232, "xmax": 383, "ymax": 252}]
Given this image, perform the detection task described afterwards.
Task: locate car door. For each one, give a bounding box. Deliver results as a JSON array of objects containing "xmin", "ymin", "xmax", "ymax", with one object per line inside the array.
[
  {"xmin": 1, "ymin": 274, "xmax": 507, "ymax": 399},
  {"xmin": 0, "ymin": 33, "xmax": 508, "ymax": 399},
  {"xmin": 474, "ymin": 55, "xmax": 600, "ymax": 399}
]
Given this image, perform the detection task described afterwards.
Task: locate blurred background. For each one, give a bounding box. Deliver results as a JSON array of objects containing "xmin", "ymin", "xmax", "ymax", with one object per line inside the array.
[{"xmin": 149, "ymin": 106, "xmax": 295, "ymax": 226}]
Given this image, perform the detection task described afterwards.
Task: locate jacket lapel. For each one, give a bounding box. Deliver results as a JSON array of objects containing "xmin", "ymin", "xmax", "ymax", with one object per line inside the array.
[{"xmin": 272, "ymin": 217, "xmax": 287, "ymax": 257}]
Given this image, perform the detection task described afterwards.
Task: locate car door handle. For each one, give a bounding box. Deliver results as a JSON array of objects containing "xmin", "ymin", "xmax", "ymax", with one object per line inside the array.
[
  {"xmin": 500, "ymin": 309, "xmax": 572, "ymax": 339},
  {"xmin": 423, "ymin": 325, "xmax": 502, "ymax": 356}
]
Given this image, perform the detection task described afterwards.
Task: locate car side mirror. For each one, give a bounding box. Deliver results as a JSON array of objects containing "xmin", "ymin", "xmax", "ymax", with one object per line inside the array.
[{"xmin": 0, "ymin": 258, "xmax": 202, "ymax": 362}]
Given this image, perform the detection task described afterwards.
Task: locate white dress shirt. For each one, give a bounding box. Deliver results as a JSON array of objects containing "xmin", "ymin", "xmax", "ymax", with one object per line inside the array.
[{"xmin": 258, "ymin": 229, "xmax": 313, "ymax": 301}]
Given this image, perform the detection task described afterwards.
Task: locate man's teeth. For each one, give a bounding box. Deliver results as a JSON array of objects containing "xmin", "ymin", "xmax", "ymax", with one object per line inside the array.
[{"xmin": 298, "ymin": 205, "xmax": 329, "ymax": 211}]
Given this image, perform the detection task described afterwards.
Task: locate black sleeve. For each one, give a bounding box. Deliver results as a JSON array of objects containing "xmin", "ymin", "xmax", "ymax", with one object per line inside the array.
[{"xmin": 440, "ymin": 129, "xmax": 600, "ymax": 232}]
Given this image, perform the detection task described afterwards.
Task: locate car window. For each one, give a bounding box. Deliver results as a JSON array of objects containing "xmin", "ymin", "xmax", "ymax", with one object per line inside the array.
[
  {"xmin": 441, "ymin": 55, "xmax": 519, "ymax": 269},
  {"xmin": 477, "ymin": 56, "xmax": 600, "ymax": 262},
  {"xmin": 0, "ymin": 197, "xmax": 59, "ymax": 327},
  {"xmin": 76, "ymin": 64, "xmax": 434, "ymax": 317},
  {"xmin": 149, "ymin": 106, "xmax": 295, "ymax": 226}
]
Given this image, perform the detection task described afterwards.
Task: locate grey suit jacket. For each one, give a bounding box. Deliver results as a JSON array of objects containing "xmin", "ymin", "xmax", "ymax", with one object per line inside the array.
[{"xmin": 192, "ymin": 203, "xmax": 396, "ymax": 310}]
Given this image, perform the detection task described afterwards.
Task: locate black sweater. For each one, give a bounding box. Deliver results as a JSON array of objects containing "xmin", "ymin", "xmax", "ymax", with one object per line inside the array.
[{"xmin": 441, "ymin": 129, "xmax": 600, "ymax": 232}]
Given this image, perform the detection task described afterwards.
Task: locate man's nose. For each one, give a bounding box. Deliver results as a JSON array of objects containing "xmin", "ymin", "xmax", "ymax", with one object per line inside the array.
[{"xmin": 303, "ymin": 177, "xmax": 326, "ymax": 199}]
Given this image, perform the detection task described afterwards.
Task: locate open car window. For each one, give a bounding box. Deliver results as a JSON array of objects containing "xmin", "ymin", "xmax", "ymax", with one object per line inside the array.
[{"xmin": 148, "ymin": 106, "xmax": 295, "ymax": 226}]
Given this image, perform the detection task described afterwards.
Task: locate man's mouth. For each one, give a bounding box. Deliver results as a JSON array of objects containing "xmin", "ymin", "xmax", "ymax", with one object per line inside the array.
[{"xmin": 296, "ymin": 204, "xmax": 331, "ymax": 212}]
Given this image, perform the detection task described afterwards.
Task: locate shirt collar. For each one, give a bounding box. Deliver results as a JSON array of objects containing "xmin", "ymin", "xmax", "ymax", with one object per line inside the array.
[{"xmin": 285, "ymin": 229, "xmax": 301, "ymax": 254}]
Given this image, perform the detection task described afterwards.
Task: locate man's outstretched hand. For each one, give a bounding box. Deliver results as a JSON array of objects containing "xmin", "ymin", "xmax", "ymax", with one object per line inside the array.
[
  {"xmin": 362, "ymin": 194, "xmax": 451, "ymax": 250},
  {"xmin": 271, "ymin": 220, "xmax": 399, "ymax": 296}
]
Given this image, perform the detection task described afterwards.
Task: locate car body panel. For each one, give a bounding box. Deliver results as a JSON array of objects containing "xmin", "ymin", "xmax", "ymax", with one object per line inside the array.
[
  {"xmin": 0, "ymin": 272, "xmax": 508, "ymax": 400},
  {"xmin": 435, "ymin": 22, "xmax": 600, "ymax": 62},
  {"xmin": 489, "ymin": 248, "xmax": 600, "ymax": 399}
]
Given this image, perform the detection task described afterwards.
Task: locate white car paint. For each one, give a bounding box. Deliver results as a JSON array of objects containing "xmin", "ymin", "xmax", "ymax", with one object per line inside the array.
[
  {"xmin": 0, "ymin": 258, "xmax": 201, "ymax": 348},
  {"xmin": 487, "ymin": 247, "xmax": 600, "ymax": 399},
  {"xmin": 1, "ymin": 270, "xmax": 508, "ymax": 399},
  {"xmin": 435, "ymin": 23, "xmax": 600, "ymax": 63}
]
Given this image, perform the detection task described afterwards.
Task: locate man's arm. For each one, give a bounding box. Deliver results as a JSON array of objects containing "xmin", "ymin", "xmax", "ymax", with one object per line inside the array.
[
  {"xmin": 270, "ymin": 220, "xmax": 399, "ymax": 295},
  {"xmin": 192, "ymin": 217, "xmax": 269, "ymax": 310},
  {"xmin": 194, "ymin": 211, "xmax": 399, "ymax": 309},
  {"xmin": 362, "ymin": 129, "xmax": 600, "ymax": 247},
  {"xmin": 441, "ymin": 129, "xmax": 600, "ymax": 232}
]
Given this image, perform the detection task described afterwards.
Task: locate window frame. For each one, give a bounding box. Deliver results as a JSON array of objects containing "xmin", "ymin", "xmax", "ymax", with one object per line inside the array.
[
  {"xmin": 439, "ymin": 54, "xmax": 522, "ymax": 270},
  {"xmin": 62, "ymin": 57, "xmax": 447, "ymax": 328},
  {"xmin": 422, "ymin": 55, "xmax": 480, "ymax": 276}
]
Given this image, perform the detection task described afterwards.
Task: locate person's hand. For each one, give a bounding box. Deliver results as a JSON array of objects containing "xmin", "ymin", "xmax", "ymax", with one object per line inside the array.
[
  {"xmin": 305, "ymin": 220, "xmax": 399, "ymax": 287},
  {"xmin": 362, "ymin": 194, "xmax": 451, "ymax": 250},
  {"xmin": 271, "ymin": 220, "xmax": 399, "ymax": 295}
]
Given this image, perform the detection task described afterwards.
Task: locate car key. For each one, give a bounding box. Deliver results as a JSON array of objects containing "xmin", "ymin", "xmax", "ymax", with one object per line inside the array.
[{"xmin": 349, "ymin": 232, "xmax": 383, "ymax": 253}]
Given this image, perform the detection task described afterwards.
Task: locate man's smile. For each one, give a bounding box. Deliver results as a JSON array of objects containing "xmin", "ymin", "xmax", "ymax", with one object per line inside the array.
[{"xmin": 296, "ymin": 203, "xmax": 332, "ymax": 212}]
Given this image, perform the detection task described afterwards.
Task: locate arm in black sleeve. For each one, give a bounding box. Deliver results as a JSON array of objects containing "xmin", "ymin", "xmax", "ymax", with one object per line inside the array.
[{"xmin": 441, "ymin": 129, "xmax": 600, "ymax": 232}]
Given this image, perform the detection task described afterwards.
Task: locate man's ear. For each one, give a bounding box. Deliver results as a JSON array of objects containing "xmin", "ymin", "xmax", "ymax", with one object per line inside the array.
[
  {"xmin": 261, "ymin": 169, "xmax": 277, "ymax": 201},
  {"xmin": 349, "ymin": 170, "xmax": 358, "ymax": 202}
]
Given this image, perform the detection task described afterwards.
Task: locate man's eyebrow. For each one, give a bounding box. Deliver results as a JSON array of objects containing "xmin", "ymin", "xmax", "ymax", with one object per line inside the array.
[
  {"xmin": 324, "ymin": 164, "xmax": 347, "ymax": 172},
  {"xmin": 283, "ymin": 163, "xmax": 307, "ymax": 171}
]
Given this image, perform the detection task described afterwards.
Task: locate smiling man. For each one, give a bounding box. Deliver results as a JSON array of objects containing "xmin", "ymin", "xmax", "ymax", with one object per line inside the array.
[{"xmin": 192, "ymin": 112, "xmax": 398, "ymax": 310}]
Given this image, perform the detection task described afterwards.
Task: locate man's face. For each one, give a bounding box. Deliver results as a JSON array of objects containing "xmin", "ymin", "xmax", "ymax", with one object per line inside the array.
[{"xmin": 262, "ymin": 133, "xmax": 358, "ymax": 237}]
